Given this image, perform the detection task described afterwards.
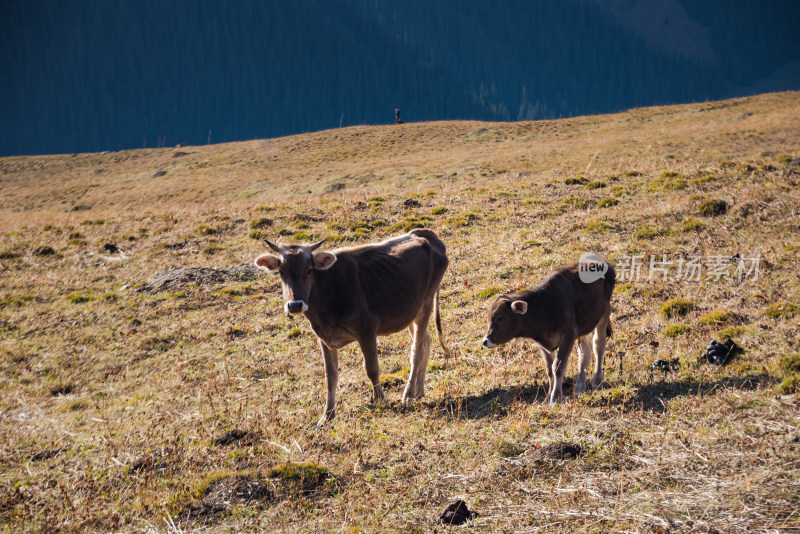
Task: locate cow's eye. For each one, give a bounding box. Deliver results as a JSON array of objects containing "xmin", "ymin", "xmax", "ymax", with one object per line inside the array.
[
  {"xmin": 305, "ymin": 266, "xmax": 313, "ymax": 276},
  {"xmin": 495, "ymin": 316, "xmax": 503, "ymax": 324}
]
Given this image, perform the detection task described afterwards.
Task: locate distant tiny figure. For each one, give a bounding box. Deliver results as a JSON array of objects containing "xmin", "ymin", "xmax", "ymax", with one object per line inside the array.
[{"xmin": 395, "ymin": 108, "xmax": 404, "ymax": 124}]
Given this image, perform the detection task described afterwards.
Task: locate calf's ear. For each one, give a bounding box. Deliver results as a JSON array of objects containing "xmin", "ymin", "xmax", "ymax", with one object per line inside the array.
[
  {"xmin": 510, "ymin": 300, "xmax": 528, "ymax": 314},
  {"xmin": 254, "ymin": 253, "xmax": 281, "ymax": 272},
  {"xmin": 312, "ymin": 251, "xmax": 337, "ymax": 271}
]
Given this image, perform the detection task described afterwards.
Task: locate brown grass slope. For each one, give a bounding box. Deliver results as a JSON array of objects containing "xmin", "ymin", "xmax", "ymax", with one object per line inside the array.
[{"xmin": 1, "ymin": 91, "xmax": 799, "ymax": 533}]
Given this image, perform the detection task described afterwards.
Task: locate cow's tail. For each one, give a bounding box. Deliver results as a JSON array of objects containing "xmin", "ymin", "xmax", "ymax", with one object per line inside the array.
[
  {"xmin": 434, "ymin": 287, "xmax": 454, "ymax": 362},
  {"xmin": 606, "ymin": 319, "xmax": 613, "ymax": 339}
]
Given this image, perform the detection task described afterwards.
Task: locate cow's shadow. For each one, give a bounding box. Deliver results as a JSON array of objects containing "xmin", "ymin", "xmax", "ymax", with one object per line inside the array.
[
  {"xmin": 627, "ymin": 372, "xmax": 773, "ymax": 414},
  {"xmin": 393, "ymin": 372, "xmax": 776, "ymax": 420},
  {"xmin": 411, "ymin": 383, "xmax": 549, "ymax": 420}
]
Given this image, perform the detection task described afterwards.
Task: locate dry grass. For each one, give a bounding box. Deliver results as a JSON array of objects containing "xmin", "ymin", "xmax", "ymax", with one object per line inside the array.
[{"xmin": 1, "ymin": 91, "xmax": 799, "ymax": 533}]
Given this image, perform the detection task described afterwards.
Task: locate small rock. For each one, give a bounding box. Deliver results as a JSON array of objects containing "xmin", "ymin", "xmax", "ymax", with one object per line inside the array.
[
  {"xmin": 403, "ymin": 198, "xmax": 421, "ymax": 208},
  {"xmin": 437, "ymin": 500, "xmax": 478, "ymax": 526},
  {"xmin": 153, "ymin": 170, "xmax": 167, "ymax": 178}
]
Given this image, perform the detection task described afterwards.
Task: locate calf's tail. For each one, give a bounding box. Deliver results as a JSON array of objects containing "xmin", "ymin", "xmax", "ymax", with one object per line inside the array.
[
  {"xmin": 606, "ymin": 319, "xmax": 613, "ymax": 338},
  {"xmin": 434, "ymin": 287, "xmax": 454, "ymax": 361}
]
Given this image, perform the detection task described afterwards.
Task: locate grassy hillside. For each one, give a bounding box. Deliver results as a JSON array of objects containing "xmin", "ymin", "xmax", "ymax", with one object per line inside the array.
[{"xmin": 1, "ymin": 91, "xmax": 799, "ymax": 532}]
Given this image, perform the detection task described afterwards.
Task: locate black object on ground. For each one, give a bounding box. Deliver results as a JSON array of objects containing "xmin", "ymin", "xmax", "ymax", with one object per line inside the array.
[
  {"xmin": 101, "ymin": 243, "xmax": 119, "ymax": 254},
  {"xmin": 650, "ymin": 358, "xmax": 680, "ymax": 373},
  {"xmin": 702, "ymin": 338, "xmax": 743, "ymax": 366},
  {"xmin": 437, "ymin": 500, "xmax": 478, "ymax": 526}
]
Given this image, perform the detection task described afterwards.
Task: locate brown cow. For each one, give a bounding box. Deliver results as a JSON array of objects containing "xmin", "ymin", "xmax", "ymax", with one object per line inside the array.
[
  {"xmin": 254, "ymin": 229, "xmax": 453, "ymax": 426},
  {"xmin": 481, "ymin": 256, "xmax": 615, "ymax": 404}
]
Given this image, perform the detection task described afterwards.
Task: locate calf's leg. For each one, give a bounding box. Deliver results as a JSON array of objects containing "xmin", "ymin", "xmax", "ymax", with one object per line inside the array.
[
  {"xmin": 318, "ymin": 342, "xmax": 339, "ymax": 427},
  {"xmin": 549, "ymin": 335, "xmax": 576, "ymax": 405},
  {"xmin": 574, "ymin": 334, "xmax": 592, "ymax": 395},
  {"xmin": 591, "ymin": 310, "xmax": 610, "ymax": 389},
  {"xmin": 539, "ymin": 347, "xmax": 556, "ymax": 401}
]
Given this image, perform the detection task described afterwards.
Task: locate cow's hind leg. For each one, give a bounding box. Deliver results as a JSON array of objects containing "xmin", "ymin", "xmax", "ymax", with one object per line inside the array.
[
  {"xmin": 403, "ymin": 314, "xmax": 432, "ymax": 405},
  {"xmin": 359, "ymin": 336, "xmax": 385, "ymax": 403},
  {"xmin": 318, "ymin": 341, "xmax": 339, "ymax": 427},
  {"xmin": 591, "ymin": 309, "xmax": 610, "ymax": 389},
  {"xmin": 574, "ymin": 334, "xmax": 592, "ymax": 395}
]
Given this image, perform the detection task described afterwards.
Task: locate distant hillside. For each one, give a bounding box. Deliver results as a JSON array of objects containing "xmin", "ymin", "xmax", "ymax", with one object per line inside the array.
[{"xmin": 1, "ymin": 0, "xmax": 799, "ymax": 156}]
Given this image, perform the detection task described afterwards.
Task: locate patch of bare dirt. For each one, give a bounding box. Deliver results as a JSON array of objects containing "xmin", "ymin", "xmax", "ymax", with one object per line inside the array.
[
  {"xmin": 139, "ymin": 264, "xmax": 263, "ymax": 293},
  {"xmin": 536, "ymin": 441, "xmax": 583, "ymax": 460},
  {"xmin": 179, "ymin": 475, "xmax": 272, "ymax": 523}
]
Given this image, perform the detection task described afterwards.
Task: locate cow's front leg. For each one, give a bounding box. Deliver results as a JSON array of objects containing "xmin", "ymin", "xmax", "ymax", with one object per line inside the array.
[
  {"xmin": 359, "ymin": 335, "xmax": 385, "ymax": 402},
  {"xmin": 318, "ymin": 341, "xmax": 339, "ymax": 427},
  {"xmin": 539, "ymin": 346, "xmax": 556, "ymax": 401},
  {"xmin": 549, "ymin": 335, "xmax": 576, "ymax": 405}
]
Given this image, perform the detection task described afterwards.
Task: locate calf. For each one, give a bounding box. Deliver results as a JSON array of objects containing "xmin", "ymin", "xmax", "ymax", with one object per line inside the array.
[
  {"xmin": 254, "ymin": 229, "xmax": 452, "ymax": 426},
  {"xmin": 482, "ymin": 257, "xmax": 615, "ymax": 404}
]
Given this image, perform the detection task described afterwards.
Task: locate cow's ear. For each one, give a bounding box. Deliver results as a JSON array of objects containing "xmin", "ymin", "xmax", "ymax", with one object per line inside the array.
[
  {"xmin": 255, "ymin": 253, "xmax": 281, "ymax": 272},
  {"xmin": 312, "ymin": 251, "xmax": 337, "ymax": 271},
  {"xmin": 510, "ymin": 300, "xmax": 528, "ymax": 314}
]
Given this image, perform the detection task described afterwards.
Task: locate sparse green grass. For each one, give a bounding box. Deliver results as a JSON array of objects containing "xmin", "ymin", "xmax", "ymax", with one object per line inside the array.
[
  {"xmin": 478, "ymin": 286, "xmax": 501, "ymax": 299},
  {"xmin": 698, "ymin": 311, "xmax": 731, "ymax": 325},
  {"xmin": 779, "ymin": 354, "xmax": 800, "ymax": 375},
  {"xmin": 663, "ymin": 323, "xmax": 691, "ymax": 337},
  {"xmin": 682, "ymin": 217, "xmax": 705, "ymax": 232},
  {"xmin": 698, "ymin": 199, "xmax": 727, "ymax": 216},
  {"xmin": 0, "ymin": 92, "xmax": 799, "ymax": 534},
  {"xmin": 565, "ymin": 177, "xmax": 589, "ymax": 186},
  {"xmin": 763, "ymin": 301, "xmax": 797, "ymax": 319},
  {"xmin": 661, "ymin": 298, "xmax": 694, "ymax": 318},
  {"xmin": 196, "ymin": 224, "xmax": 217, "ymax": 235},
  {"xmin": 633, "ymin": 223, "xmax": 659, "ymax": 240},
  {"xmin": 250, "ymin": 217, "xmax": 273, "ymax": 229}
]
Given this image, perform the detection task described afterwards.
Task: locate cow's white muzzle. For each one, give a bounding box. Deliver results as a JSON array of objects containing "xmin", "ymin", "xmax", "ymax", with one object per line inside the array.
[
  {"xmin": 482, "ymin": 337, "xmax": 496, "ymax": 348},
  {"xmin": 285, "ymin": 300, "xmax": 309, "ymax": 314}
]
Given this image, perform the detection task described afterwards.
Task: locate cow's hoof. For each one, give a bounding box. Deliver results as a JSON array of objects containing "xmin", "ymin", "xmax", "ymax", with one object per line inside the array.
[
  {"xmin": 574, "ymin": 379, "xmax": 587, "ymax": 395},
  {"xmin": 316, "ymin": 411, "xmax": 335, "ymax": 428},
  {"xmin": 591, "ymin": 378, "xmax": 607, "ymax": 390},
  {"xmin": 371, "ymin": 384, "xmax": 386, "ymax": 402}
]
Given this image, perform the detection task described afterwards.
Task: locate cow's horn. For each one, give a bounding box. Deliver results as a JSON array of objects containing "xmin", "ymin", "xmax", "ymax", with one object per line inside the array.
[
  {"xmin": 308, "ymin": 238, "xmax": 326, "ymax": 251},
  {"xmin": 264, "ymin": 239, "xmax": 282, "ymax": 253}
]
